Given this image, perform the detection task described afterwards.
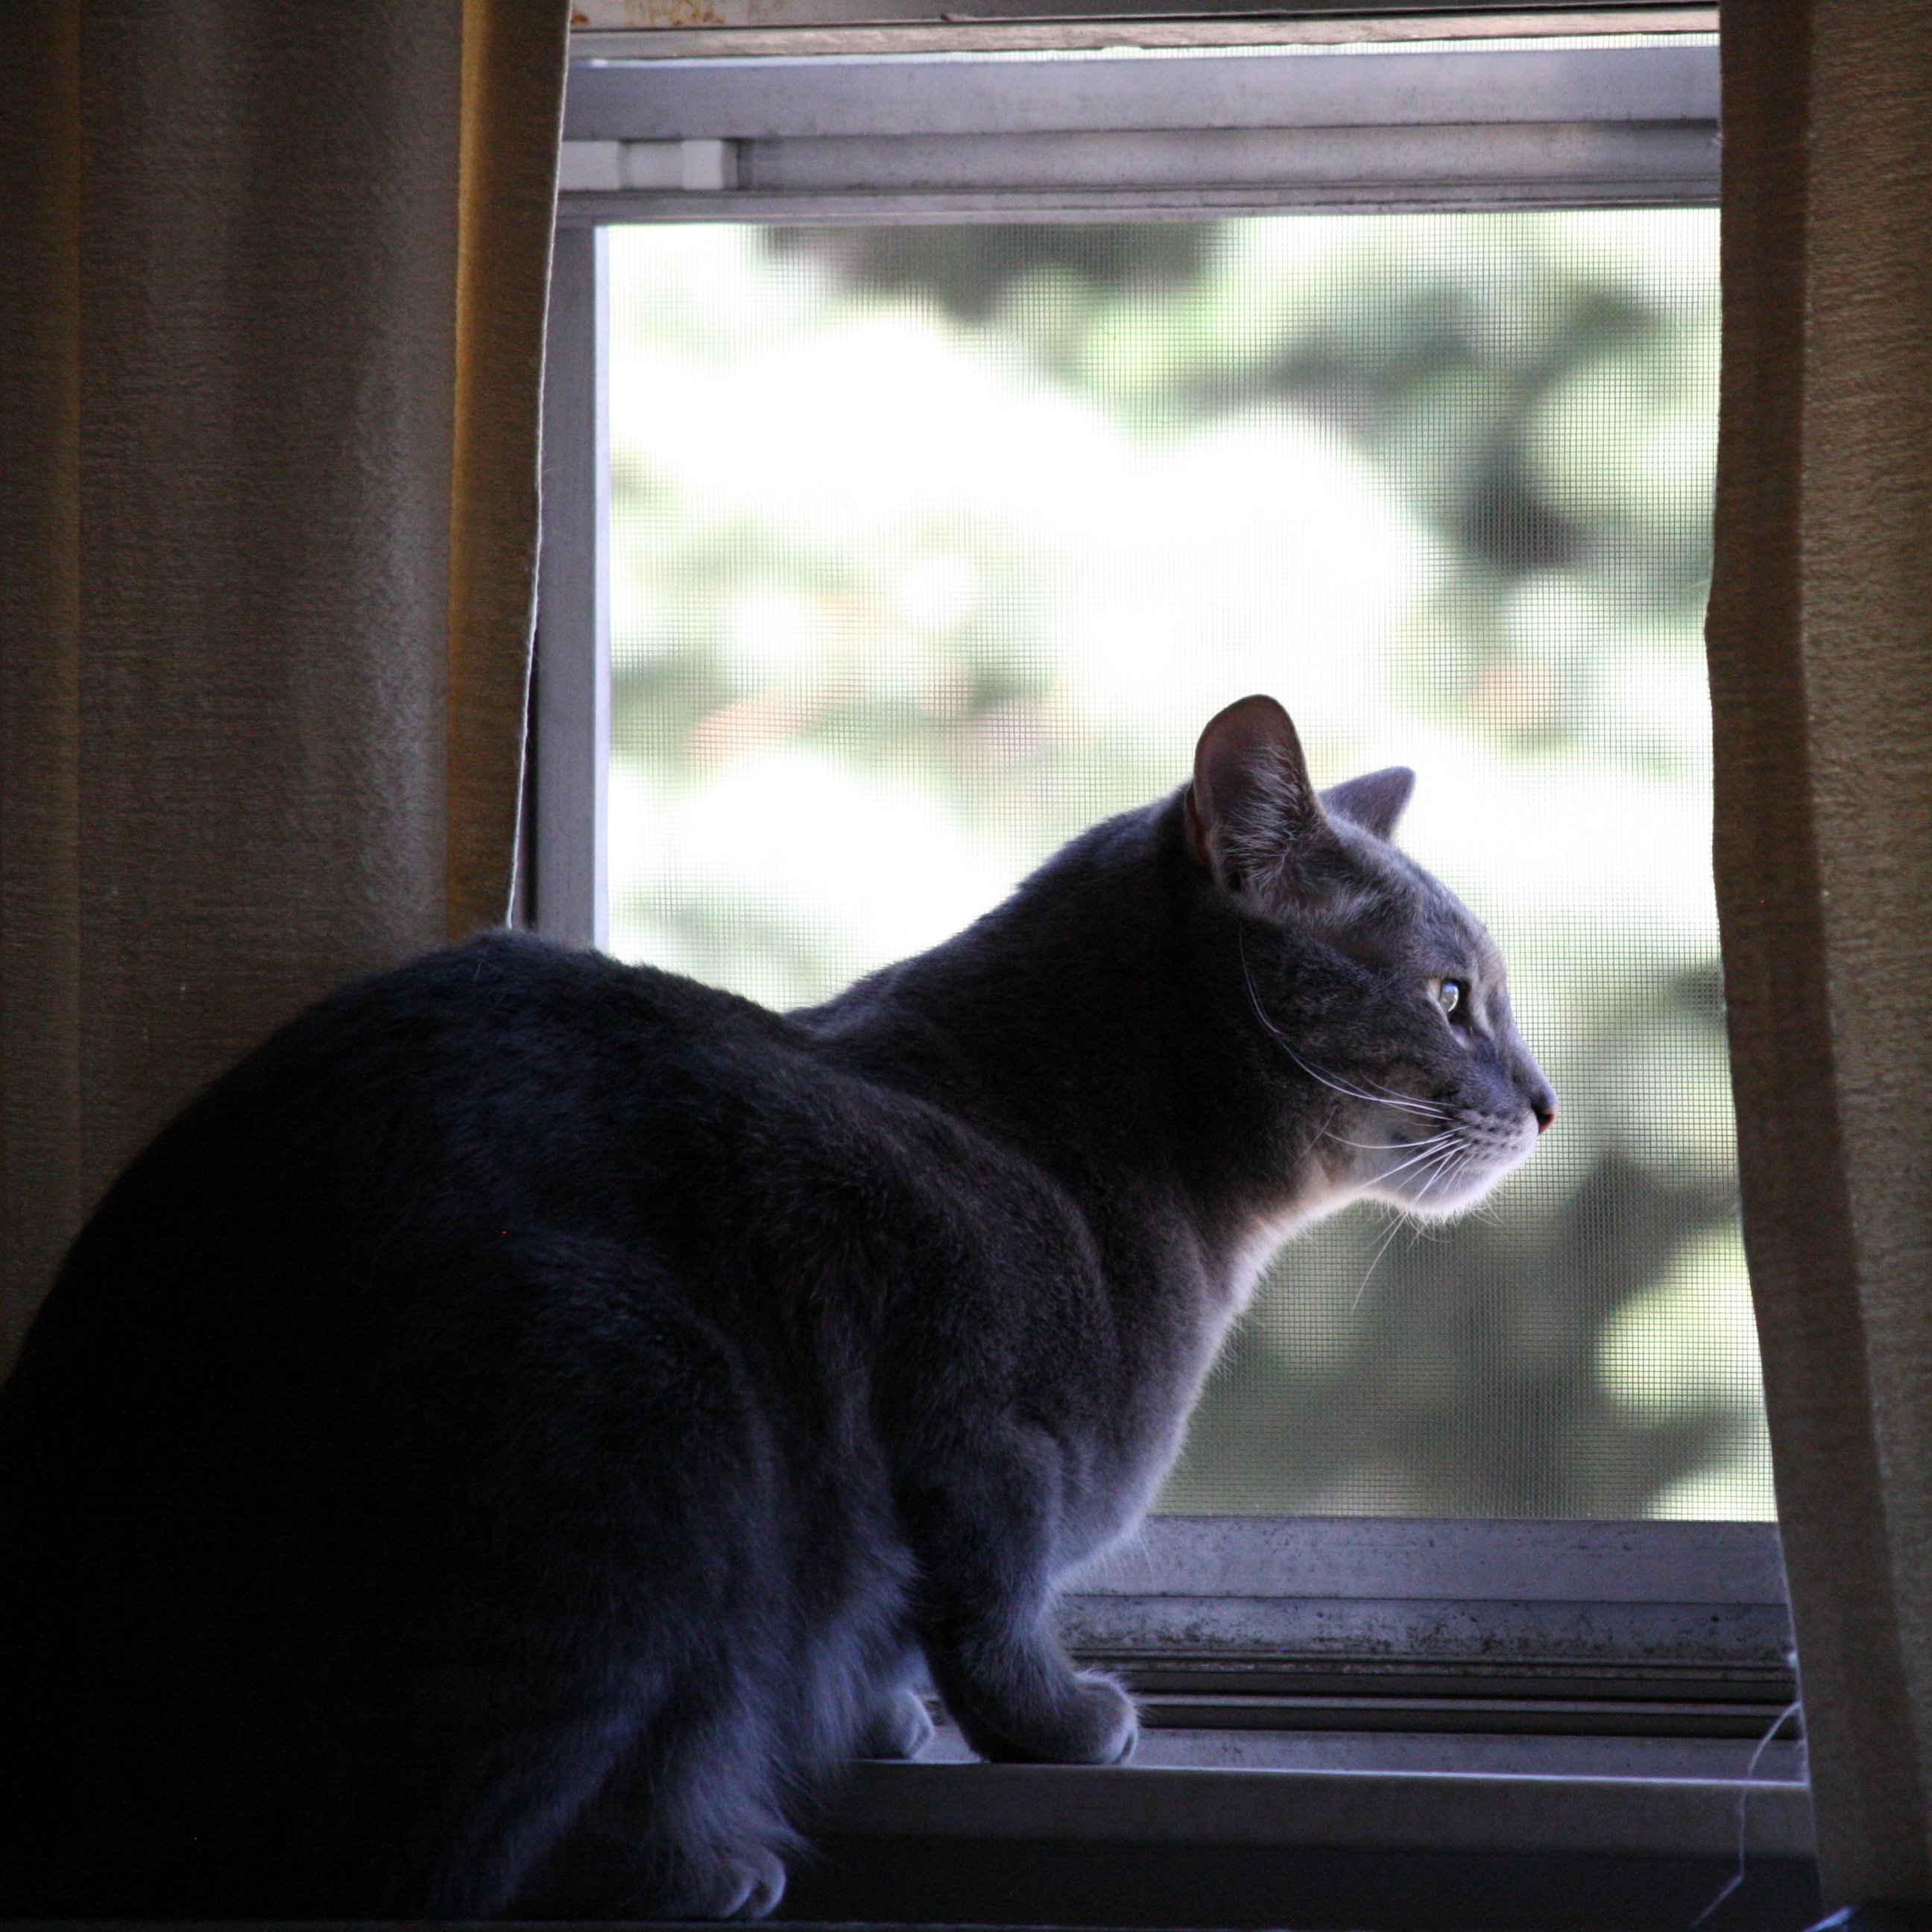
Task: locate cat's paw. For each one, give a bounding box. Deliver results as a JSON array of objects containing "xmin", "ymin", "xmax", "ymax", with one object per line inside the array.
[
  {"xmin": 1060, "ymin": 1670, "xmax": 1137, "ymax": 1765},
  {"xmin": 854, "ymin": 1685, "xmax": 936, "ymax": 1760},
  {"xmin": 971, "ymin": 1670, "xmax": 1137, "ymax": 1765},
  {"xmin": 681, "ymin": 1846, "xmax": 786, "ymax": 1921}
]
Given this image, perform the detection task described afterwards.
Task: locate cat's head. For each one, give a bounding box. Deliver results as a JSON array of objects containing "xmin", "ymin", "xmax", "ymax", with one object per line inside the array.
[{"xmin": 1184, "ymin": 695, "xmax": 1556, "ymax": 1224}]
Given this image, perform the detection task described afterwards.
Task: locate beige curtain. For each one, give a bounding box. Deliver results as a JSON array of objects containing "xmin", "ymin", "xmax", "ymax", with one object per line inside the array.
[
  {"xmin": 0, "ymin": 1, "xmax": 569, "ymax": 1373},
  {"xmin": 1709, "ymin": 0, "xmax": 1932, "ymax": 1912}
]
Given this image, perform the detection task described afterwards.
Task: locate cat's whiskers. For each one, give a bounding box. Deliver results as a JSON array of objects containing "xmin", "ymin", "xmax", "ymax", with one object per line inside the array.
[
  {"xmin": 1289, "ymin": 1051, "xmax": 1442, "ymax": 1123},
  {"xmin": 1345, "ymin": 1068, "xmax": 1445, "ymax": 1112},
  {"xmin": 1457, "ymin": 1163, "xmax": 1508, "ymax": 1226},
  {"xmin": 1350, "ymin": 1133, "xmax": 1474, "ymax": 1310},
  {"xmin": 1327, "ymin": 1128, "xmax": 1458, "ymax": 1154},
  {"xmin": 1252, "ymin": 1017, "xmax": 1442, "ymax": 1126},
  {"xmin": 1351, "ymin": 1205, "xmax": 1414, "ymax": 1312},
  {"xmin": 1363, "ymin": 1135, "xmax": 1465, "ymax": 1187},
  {"xmin": 1366, "ymin": 1140, "xmax": 1465, "ymax": 1232},
  {"xmin": 1408, "ymin": 1140, "xmax": 1482, "ymax": 1219},
  {"xmin": 1237, "ymin": 931, "xmax": 1444, "ymax": 1124}
]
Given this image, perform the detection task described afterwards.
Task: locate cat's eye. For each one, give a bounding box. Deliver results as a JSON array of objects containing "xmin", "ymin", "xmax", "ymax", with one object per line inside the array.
[{"xmin": 1435, "ymin": 979, "xmax": 1465, "ymax": 1018}]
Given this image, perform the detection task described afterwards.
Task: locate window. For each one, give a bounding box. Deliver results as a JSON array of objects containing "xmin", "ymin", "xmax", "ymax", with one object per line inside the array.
[{"xmin": 537, "ymin": 18, "xmax": 1814, "ymax": 1926}]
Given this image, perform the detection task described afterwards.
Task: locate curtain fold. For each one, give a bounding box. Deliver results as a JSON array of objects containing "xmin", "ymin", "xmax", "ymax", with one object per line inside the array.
[
  {"xmin": 0, "ymin": 7, "xmax": 83, "ymax": 1374},
  {"xmin": 449, "ymin": 0, "xmax": 572, "ymax": 938},
  {"xmin": 1708, "ymin": 1, "xmax": 1932, "ymax": 1910},
  {"xmin": 0, "ymin": 1, "xmax": 568, "ymax": 1373}
]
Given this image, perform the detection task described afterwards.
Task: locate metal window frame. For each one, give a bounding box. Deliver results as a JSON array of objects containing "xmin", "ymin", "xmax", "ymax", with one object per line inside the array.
[
  {"xmin": 532, "ymin": 226, "xmax": 610, "ymax": 953},
  {"xmin": 531, "ymin": 26, "xmax": 1809, "ymax": 1873},
  {"xmin": 1055, "ymin": 1517, "xmax": 1796, "ymax": 1765},
  {"xmin": 566, "ymin": 0, "xmax": 1720, "ymax": 55},
  {"xmin": 555, "ymin": 30, "xmax": 1719, "ymax": 224}
]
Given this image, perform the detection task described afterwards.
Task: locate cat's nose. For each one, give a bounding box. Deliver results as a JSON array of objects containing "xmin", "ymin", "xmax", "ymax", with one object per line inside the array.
[{"xmin": 1530, "ymin": 1087, "xmax": 1557, "ymax": 1135}]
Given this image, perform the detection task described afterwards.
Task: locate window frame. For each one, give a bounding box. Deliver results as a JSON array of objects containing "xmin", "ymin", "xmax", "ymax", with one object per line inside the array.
[
  {"xmin": 556, "ymin": 28, "xmax": 1720, "ymax": 221},
  {"xmin": 530, "ymin": 19, "xmax": 1810, "ymax": 1891}
]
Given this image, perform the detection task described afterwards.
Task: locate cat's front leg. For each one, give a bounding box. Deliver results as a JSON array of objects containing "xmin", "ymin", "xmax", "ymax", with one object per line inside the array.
[
  {"xmin": 900, "ymin": 1454, "xmax": 1138, "ymax": 1767},
  {"xmin": 924, "ymin": 1602, "xmax": 1136, "ymax": 1766},
  {"xmin": 941, "ymin": 1643, "xmax": 1135, "ymax": 1767},
  {"xmin": 852, "ymin": 1685, "xmax": 935, "ymax": 1761},
  {"xmin": 938, "ymin": 1627, "xmax": 1136, "ymax": 1767}
]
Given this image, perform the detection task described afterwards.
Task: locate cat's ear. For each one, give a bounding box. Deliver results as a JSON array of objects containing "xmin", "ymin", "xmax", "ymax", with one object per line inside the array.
[
  {"xmin": 1321, "ymin": 766, "xmax": 1415, "ymax": 842},
  {"xmin": 1184, "ymin": 695, "xmax": 1319, "ymax": 897}
]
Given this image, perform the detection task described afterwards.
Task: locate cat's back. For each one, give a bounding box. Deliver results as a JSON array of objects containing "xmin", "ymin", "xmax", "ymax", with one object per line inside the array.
[
  {"xmin": 36, "ymin": 934, "xmax": 800, "ymax": 1274},
  {"xmin": 0, "ymin": 936, "xmax": 833, "ymax": 1489},
  {"xmin": 173, "ymin": 926, "xmax": 809, "ymax": 1165},
  {"xmin": 3, "ymin": 932, "xmax": 1065, "ymax": 1416}
]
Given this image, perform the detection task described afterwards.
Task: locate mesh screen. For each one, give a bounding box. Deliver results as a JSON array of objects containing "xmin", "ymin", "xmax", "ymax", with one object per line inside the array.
[{"xmin": 605, "ymin": 212, "xmax": 1771, "ymax": 1521}]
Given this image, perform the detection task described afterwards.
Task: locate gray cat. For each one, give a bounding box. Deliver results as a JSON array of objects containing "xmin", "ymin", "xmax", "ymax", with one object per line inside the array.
[{"xmin": 0, "ymin": 695, "xmax": 1553, "ymax": 1919}]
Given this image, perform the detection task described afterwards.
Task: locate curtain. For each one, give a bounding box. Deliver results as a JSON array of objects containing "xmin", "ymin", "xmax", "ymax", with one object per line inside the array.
[
  {"xmin": 0, "ymin": 1, "xmax": 569, "ymax": 1373},
  {"xmin": 1708, "ymin": 0, "xmax": 1932, "ymax": 1911}
]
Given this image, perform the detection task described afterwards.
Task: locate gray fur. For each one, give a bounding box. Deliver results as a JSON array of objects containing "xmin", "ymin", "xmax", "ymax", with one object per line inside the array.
[{"xmin": 0, "ymin": 696, "xmax": 1553, "ymax": 1919}]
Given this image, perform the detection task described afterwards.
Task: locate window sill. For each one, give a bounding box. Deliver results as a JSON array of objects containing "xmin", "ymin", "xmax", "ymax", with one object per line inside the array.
[
  {"xmin": 6, "ymin": 1755, "xmax": 1816, "ymax": 1932},
  {"xmin": 788, "ymin": 1750, "xmax": 1819, "ymax": 1930},
  {"xmin": 827, "ymin": 1753, "xmax": 1813, "ymax": 1861},
  {"xmin": 912, "ymin": 1717, "xmax": 1808, "ymax": 1785}
]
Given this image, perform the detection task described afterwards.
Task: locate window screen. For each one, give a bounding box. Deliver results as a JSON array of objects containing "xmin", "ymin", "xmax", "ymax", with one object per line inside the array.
[{"xmin": 604, "ymin": 212, "xmax": 1770, "ymax": 1522}]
